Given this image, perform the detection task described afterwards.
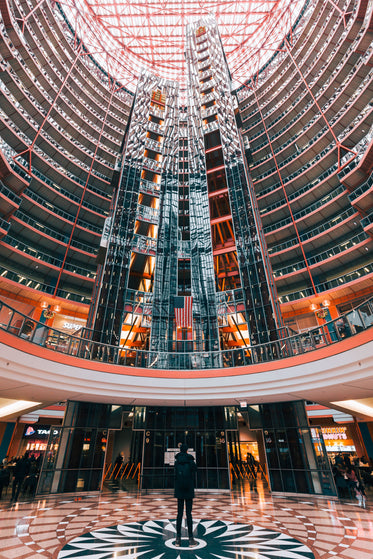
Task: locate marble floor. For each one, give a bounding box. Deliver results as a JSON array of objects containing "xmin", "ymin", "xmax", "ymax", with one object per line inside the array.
[{"xmin": 0, "ymin": 487, "xmax": 372, "ymax": 559}]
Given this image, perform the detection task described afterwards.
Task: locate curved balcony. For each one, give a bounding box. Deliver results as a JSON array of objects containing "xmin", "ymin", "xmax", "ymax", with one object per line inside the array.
[
  {"xmin": 1, "ymin": 295, "xmax": 372, "ymax": 370},
  {"xmin": 239, "ymin": 0, "xmax": 360, "ymax": 116},
  {"xmin": 7, "ymin": 3, "xmax": 129, "ymax": 130},
  {"xmin": 1, "ymin": 295, "xmax": 373, "ymax": 406},
  {"xmin": 21, "ymin": 189, "xmax": 102, "ymax": 235},
  {"xmin": 272, "ymin": 230, "xmax": 369, "ymax": 278},
  {"xmin": 267, "ymin": 206, "xmax": 358, "ymax": 255},
  {"xmin": 277, "ymin": 262, "xmax": 373, "ymax": 303},
  {"xmin": 12, "ymin": 210, "xmax": 97, "ymax": 255},
  {"xmin": 1, "ymin": 234, "xmax": 97, "ymax": 279}
]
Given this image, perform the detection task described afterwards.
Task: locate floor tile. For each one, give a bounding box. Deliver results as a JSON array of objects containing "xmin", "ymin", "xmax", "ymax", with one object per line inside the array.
[{"xmin": 0, "ymin": 490, "xmax": 371, "ymax": 559}]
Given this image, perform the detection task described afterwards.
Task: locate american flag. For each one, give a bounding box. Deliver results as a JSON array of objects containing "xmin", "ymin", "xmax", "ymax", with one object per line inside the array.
[{"xmin": 174, "ymin": 296, "xmax": 193, "ymax": 329}]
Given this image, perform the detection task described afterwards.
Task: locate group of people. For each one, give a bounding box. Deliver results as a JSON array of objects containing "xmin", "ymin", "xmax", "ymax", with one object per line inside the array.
[
  {"xmin": 0, "ymin": 452, "xmax": 41, "ymax": 502},
  {"xmin": 332, "ymin": 453, "xmax": 369, "ymax": 507}
]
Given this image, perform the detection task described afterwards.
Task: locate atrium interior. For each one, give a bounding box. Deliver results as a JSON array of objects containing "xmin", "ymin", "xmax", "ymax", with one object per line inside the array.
[{"xmin": 0, "ymin": 0, "xmax": 373, "ymax": 557}]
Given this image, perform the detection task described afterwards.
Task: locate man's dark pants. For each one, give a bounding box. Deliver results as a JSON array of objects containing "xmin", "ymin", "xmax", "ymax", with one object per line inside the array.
[
  {"xmin": 176, "ymin": 498, "xmax": 193, "ymax": 537},
  {"xmin": 12, "ymin": 477, "xmax": 24, "ymax": 501}
]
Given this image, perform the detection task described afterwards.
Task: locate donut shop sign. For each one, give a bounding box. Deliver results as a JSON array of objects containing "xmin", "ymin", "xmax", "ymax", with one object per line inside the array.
[{"xmin": 321, "ymin": 427, "xmax": 347, "ymax": 440}]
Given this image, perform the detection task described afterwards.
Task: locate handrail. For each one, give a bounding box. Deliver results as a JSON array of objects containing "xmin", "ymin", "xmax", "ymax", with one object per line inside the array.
[{"xmin": 0, "ymin": 296, "xmax": 372, "ymax": 370}]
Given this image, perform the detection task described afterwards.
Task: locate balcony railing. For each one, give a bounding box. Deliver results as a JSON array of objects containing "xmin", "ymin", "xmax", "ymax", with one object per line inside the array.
[
  {"xmin": 132, "ymin": 234, "xmax": 157, "ymax": 256},
  {"xmin": 136, "ymin": 204, "xmax": 159, "ymax": 224},
  {"xmin": 1, "ymin": 296, "xmax": 372, "ymax": 371},
  {"xmin": 139, "ymin": 179, "xmax": 161, "ymax": 197}
]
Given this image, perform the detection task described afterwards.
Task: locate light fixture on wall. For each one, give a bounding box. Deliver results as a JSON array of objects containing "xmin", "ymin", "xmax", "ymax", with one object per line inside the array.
[
  {"xmin": 316, "ymin": 308, "xmax": 328, "ymax": 319},
  {"xmin": 43, "ymin": 309, "xmax": 54, "ymax": 319}
]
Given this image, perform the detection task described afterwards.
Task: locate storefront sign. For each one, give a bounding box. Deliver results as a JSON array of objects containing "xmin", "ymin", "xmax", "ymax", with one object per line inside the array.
[
  {"xmin": 23, "ymin": 425, "xmax": 59, "ymax": 439},
  {"xmin": 321, "ymin": 427, "xmax": 347, "ymax": 440},
  {"xmin": 320, "ymin": 426, "xmax": 355, "ymax": 452},
  {"xmin": 63, "ymin": 322, "xmax": 81, "ymax": 331}
]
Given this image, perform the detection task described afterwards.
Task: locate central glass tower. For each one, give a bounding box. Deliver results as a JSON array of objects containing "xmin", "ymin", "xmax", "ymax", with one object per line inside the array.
[{"xmin": 89, "ymin": 17, "xmax": 283, "ymax": 368}]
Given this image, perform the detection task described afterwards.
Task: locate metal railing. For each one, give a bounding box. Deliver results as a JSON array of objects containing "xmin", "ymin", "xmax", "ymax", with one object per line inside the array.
[{"xmin": 0, "ymin": 296, "xmax": 372, "ymax": 370}]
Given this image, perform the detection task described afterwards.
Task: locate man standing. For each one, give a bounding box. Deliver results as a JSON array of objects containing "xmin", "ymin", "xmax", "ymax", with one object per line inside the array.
[
  {"xmin": 11, "ymin": 452, "xmax": 30, "ymax": 502},
  {"xmin": 174, "ymin": 443, "xmax": 197, "ymax": 547}
]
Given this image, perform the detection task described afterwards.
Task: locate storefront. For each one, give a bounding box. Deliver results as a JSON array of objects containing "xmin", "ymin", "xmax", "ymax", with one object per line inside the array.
[
  {"xmin": 34, "ymin": 401, "xmax": 338, "ymax": 497},
  {"xmin": 309, "ymin": 420, "xmax": 363, "ymax": 465},
  {"xmin": 20, "ymin": 424, "xmax": 60, "ymax": 459}
]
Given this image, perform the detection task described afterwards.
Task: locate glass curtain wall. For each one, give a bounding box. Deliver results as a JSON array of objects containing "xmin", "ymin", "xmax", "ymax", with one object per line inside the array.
[
  {"xmin": 185, "ymin": 18, "xmax": 283, "ymax": 356},
  {"xmin": 134, "ymin": 406, "xmax": 237, "ymax": 490},
  {"xmin": 244, "ymin": 401, "xmax": 337, "ymax": 496},
  {"xmin": 37, "ymin": 402, "xmax": 125, "ymax": 495},
  {"xmin": 36, "ymin": 401, "xmax": 336, "ymax": 497},
  {"xmin": 88, "ymin": 17, "xmax": 284, "ymax": 369}
]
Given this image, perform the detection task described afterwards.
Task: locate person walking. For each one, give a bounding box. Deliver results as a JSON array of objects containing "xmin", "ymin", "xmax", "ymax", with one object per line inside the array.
[
  {"xmin": 112, "ymin": 452, "xmax": 124, "ymax": 489},
  {"xmin": 174, "ymin": 443, "xmax": 197, "ymax": 547},
  {"xmin": 11, "ymin": 452, "xmax": 30, "ymax": 502},
  {"xmin": 246, "ymin": 452, "xmax": 257, "ymax": 478}
]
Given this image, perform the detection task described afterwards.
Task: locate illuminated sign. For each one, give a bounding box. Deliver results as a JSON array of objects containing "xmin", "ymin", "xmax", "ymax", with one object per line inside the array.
[
  {"xmin": 320, "ymin": 426, "xmax": 355, "ymax": 452},
  {"xmin": 63, "ymin": 322, "xmax": 82, "ymax": 330},
  {"xmin": 321, "ymin": 427, "xmax": 347, "ymax": 440},
  {"xmin": 23, "ymin": 425, "xmax": 59, "ymax": 439}
]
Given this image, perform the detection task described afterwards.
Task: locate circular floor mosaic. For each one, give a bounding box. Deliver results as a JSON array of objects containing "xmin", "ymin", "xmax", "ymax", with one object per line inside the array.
[{"xmin": 57, "ymin": 518, "xmax": 315, "ymax": 558}]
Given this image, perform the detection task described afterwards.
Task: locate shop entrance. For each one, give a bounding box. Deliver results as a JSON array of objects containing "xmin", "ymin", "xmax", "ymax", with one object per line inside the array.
[
  {"xmin": 102, "ymin": 413, "xmax": 142, "ymax": 492},
  {"xmin": 140, "ymin": 427, "xmax": 229, "ymax": 490},
  {"xmin": 226, "ymin": 428, "xmax": 269, "ymax": 494}
]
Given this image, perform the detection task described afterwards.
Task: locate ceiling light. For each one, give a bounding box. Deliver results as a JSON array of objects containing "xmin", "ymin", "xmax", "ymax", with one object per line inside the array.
[
  {"xmin": 331, "ymin": 400, "xmax": 373, "ymax": 418},
  {"xmin": 0, "ymin": 400, "xmax": 41, "ymax": 418}
]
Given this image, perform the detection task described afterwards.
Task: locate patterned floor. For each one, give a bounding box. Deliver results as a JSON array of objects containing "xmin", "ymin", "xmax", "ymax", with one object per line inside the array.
[{"xmin": 0, "ymin": 488, "xmax": 372, "ymax": 559}]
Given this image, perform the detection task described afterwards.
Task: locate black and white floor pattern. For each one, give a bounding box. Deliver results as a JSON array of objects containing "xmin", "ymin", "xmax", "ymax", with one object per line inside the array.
[{"xmin": 58, "ymin": 518, "xmax": 315, "ymax": 559}]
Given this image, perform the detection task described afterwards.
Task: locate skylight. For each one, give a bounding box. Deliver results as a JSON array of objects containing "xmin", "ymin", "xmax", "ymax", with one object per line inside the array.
[{"xmin": 60, "ymin": 0, "xmax": 305, "ymax": 91}]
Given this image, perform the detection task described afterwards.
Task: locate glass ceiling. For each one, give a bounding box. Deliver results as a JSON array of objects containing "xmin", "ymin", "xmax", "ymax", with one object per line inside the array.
[{"xmin": 61, "ymin": 0, "xmax": 305, "ymax": 91}]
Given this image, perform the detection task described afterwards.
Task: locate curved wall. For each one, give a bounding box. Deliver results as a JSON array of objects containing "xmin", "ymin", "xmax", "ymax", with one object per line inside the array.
[
  {"xmin": 0, "ymin": 0, "xmax": 372, "ymax": 327},
  {"xmin": 238, "ymin": 0, "xmax": 373, "ymax": 304},
  {"xmin": 0, "ymin": 0, "xmax": 130, "ymax": 304}
]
